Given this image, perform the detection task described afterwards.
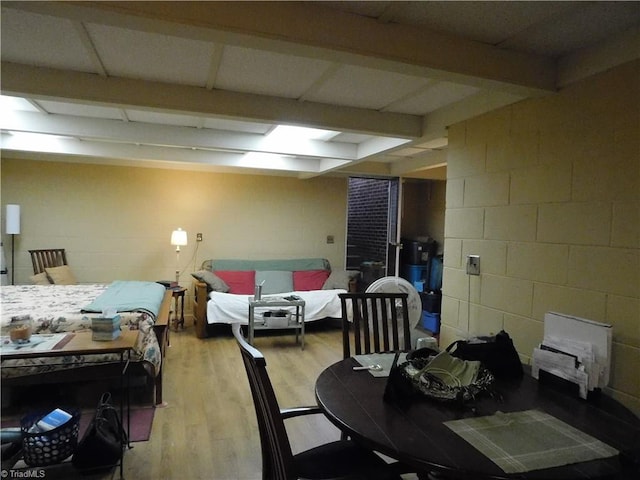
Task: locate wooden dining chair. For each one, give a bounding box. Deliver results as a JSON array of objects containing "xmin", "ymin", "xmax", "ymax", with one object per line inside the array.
[
  {"xmin": 339, "ymin": 292, "xmax": 412, "ymax": 359},
  {"xmin": 231, "ymin": 323, "xmax": 402, "ymax": 480},
  {"xmin": 29, "ymin": 249, "xmax": 68, "ymax": 275}
]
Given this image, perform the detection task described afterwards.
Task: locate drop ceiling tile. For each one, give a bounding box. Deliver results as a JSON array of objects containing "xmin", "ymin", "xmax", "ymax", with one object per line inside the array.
[
  {"xmin": 215, "ymin": 46, "xmax": 332, "ymax": 98},
  {"xmin": 86, "ymin": 23, "xmax": 214, "ymax": 86},
  {"xmin": 322, "ymin": 2, "xmax": 389, "ymax": 20},
  {"xmin": 501, "ymin": 2, "xmax": 640, "ymax": 56},
  {"xmin": 390, "ymin": 1, "xmax": 574, "ymax": 45},
  {"xmin": 391, "ymin": 82, "xmax": 480, "ymax": 114},
  {"xmin": 1, "ymin": 8, "xmax": 96, "ymax": 72},
  {"xmin": 304, "ymin": 65, "xmax": 428, "ymax": 110}
]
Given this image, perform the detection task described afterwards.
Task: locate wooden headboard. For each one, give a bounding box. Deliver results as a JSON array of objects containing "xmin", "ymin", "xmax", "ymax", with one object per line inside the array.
[{"xmin": 29, "ymin": 249, "xmax": 68, "ymax": 275}]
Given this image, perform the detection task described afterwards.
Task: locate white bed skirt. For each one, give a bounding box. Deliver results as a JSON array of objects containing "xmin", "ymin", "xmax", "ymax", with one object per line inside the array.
[{"xmin": 206, "ymin": 289, "xmax": 347, "ymax": 325}]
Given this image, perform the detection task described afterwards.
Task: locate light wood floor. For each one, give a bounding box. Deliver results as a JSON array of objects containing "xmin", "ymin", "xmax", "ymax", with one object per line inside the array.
[
  {"xmin": 114, "ymin": 321, "xmax": 374, "ymax": 480},
  {"xmin": 3, "ymin": 322, "xmax": 419, "ymax": 479}
]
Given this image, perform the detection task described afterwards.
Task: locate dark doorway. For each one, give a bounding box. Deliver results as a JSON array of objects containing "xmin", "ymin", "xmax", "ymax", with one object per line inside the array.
[{"xmin": 346, "ymin": 177, "xmax": 400, "ymax": 290}]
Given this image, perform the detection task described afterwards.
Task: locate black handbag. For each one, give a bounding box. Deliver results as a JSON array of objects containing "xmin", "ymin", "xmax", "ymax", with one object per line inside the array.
[
  {"xmin": 72, "ymin": 392, "xmax": 128, "ymax": 472},
  {"xmin": 446, "ymin": 330, "xmax": 523, "ymax": 380}
]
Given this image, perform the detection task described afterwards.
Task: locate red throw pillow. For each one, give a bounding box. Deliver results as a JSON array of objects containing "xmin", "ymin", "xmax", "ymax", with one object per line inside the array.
[
  {"xmin": 293, "ymin": 270, "xmax": 330, "ymax": 291},
  {"xmin": 214, "ymin": 270, "xmax": 256, "ymax": 294}
]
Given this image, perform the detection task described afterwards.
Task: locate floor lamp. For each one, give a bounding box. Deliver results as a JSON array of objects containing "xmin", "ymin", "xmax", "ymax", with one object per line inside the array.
[
  {"xmin": 0, "ymin": 241, "xmax": 7, "ymax": 286},
  {"xmin": 170, "ymin": 228, "xmax": 187, "ymax": 284},
  {"xmin": 6, "ymin": 204, "xmax": 21, "ymax": 285}
]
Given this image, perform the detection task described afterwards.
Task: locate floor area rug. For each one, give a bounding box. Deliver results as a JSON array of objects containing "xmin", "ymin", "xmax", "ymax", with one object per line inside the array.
[
  {"xmin": 2, "ymin": 406, "xmax": 155, "ymax": 443},
  {"xmin": 78, "ymin": 406, "xmax": 155, "ymax": 443}
]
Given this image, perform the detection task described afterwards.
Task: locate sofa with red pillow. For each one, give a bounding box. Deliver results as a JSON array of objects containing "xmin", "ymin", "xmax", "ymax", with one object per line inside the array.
[{"xmin": 191, "ymin": 258, "xmax": 357, "ymax": 338}]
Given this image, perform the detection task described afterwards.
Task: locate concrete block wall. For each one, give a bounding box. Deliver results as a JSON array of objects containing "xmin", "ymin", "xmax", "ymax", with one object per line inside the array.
[{"xmin": 441, "ymin": 60, "xmax": 639, "ymax": 412}]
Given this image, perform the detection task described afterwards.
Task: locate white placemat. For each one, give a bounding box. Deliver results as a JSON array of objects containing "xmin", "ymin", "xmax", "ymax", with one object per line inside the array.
[
  {"xmin": 352, "ymin": 352, "xmax": 407, "ymax": 377},
  {"xmin": 445, "ymin": 409, "xmax": 619, "ymax": 474}
]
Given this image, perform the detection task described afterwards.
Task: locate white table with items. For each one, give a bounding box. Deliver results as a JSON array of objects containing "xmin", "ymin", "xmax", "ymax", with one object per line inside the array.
[{"xmin": 247, "ymin": 295, "xmax": 306, "ymax": 349}]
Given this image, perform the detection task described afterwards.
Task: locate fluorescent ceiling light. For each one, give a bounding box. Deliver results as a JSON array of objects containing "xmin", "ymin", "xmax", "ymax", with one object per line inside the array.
[
  {"xmin": 6, "ymin": 131, "xmax": 71, "ymax": 150},
  {"xmin": 261, "ymin": 125, "xmax": 340, "ymax": 153},
  {"xmin": 269, "ymin": 125, "xmax": 338, "ymax": 141},
  {"xmin": 0, "ymin": 95, "xmax": 39, "ymax": 112},
  {"xmin": 247, "ymin": 125, "xmax": 346, "ymax": 164}
]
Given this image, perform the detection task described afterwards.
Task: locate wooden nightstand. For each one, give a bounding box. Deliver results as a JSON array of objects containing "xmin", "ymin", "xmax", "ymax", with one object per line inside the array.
[{"xmin": 170, "ymin": 287, "xmax": 187, "ymax": 330}]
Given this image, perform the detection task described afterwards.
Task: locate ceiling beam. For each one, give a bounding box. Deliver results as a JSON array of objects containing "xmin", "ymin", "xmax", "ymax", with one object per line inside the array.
[
  {"xmin": 0, "ymin": 147, "xmax": 309, "ymax": 177},
  {"xmin": 0, "ymin": 133, "xmax": 329, "ymax": 174},
  {"xmin": 558, "ymin": 25, "xmax": 640, "ymax": 87},
  {"xmin": 309, "ymin": 160, "xmax": 394, "ymax": 180},
  {"xmin": 1, "ymin": 62, "xmax": 422, "ymax": 139},
  {"xmin": 5, "ymin": 0, "xmax": 557, "ymax": 95},
  {"xmin": 390, "ymin": 150, "xmax": 447, "ymax": 177}
]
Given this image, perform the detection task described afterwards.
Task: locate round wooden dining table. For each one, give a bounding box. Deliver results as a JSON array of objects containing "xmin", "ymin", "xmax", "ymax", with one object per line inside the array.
[{"xmin": 315, "ymin": 357, "xmax": 640, "ymax": 480}]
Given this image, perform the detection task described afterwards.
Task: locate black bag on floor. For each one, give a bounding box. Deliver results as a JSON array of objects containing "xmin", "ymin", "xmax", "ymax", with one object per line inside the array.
[
  {"xmin": 446, "ymin": 330, "xmax": 523, "ymax": 380},
  {"xmin": 72, "ymin": 392, "xmax": 128, "ymax": 472}
]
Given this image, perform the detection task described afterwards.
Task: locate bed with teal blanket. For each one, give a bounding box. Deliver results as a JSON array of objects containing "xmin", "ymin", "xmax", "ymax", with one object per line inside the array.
[{"xmin": 0, "ymin": 281, "xmax": 170, "ymax": 405}]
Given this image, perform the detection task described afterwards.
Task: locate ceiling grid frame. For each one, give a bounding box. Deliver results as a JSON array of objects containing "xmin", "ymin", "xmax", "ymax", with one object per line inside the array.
[{"xmin": 1, "ymin": 1, "xmax": 638, "ymax": 178}]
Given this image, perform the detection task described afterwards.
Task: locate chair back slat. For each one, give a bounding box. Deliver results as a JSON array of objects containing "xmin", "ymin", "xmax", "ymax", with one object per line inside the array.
[
  {"xmin": 388, "ymin": 297, "xmax": 401, "ymax": 352},
  {"xmin": 29, "ymin": 249, "xmax": 68, "ymax": 275},
  {"xmin": 232, "ymin": 324, "xmax": 296, "ymax": 480},
  {"xmin": 370, "ymin": 297, "xmax": 381, "ymax": 352},
  {"xmin": 340, "ymin": 292, "xmax": 411, "ymax": 359}
]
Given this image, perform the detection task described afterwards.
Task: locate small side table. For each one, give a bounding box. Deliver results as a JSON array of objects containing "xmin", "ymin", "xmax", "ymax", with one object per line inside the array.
[
  {"xmin": 248, "ymin": 296, "xmax": 306, "ymax": 349},
  {"xmin": 170, "ymin": 287, "xmax": 187, "ymax": 330}
]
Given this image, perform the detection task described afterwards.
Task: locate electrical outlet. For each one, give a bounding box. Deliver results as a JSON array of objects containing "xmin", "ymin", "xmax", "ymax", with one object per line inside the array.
[
  {"xmin": 196, "ymin": 233, "xmax": 203, "ymax": 242},
  {"xmin": 326, "ymin": 235, "xmax": 335, "ymax": 244},
  {"xmin": 466, "ymin": 255, "xmax": 480, "ymax": 275}
]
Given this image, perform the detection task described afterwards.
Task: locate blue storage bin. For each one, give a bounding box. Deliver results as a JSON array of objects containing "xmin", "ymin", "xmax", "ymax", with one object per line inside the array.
[
  {"xmin": 402, "ymin": 264, "xmax": 429, "ymax": 286},
  {"xmin": 422, "ymin": 311, "xmax": 440, "ymax": 334},
  {"xmin": 429, "ymin": 256, "xmax": 443, "ymax": 291}
]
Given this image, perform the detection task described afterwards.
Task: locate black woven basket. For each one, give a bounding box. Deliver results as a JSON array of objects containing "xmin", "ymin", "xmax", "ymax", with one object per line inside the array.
[{"xmin": 20, "ymin": 409, "xmax": 81, "ymax": 466}]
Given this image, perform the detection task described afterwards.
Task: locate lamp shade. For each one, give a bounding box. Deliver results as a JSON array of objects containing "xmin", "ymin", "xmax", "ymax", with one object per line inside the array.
[
  {"xmin": 5, "ymin": 204, "xmax": 20, "ymax": 235},
  {"xmin": 171, "ymin": 228, "xmax": 187, "ymax": 246}
]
